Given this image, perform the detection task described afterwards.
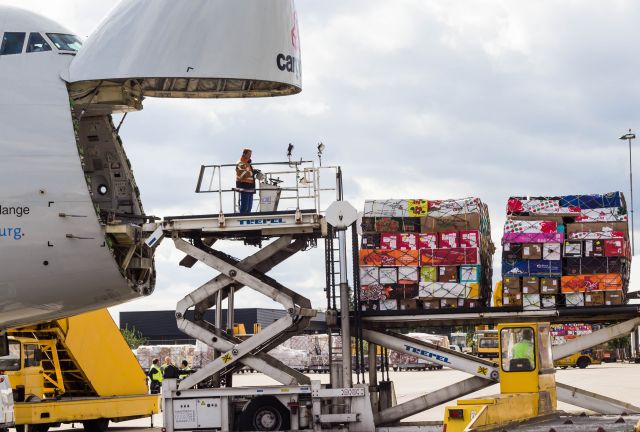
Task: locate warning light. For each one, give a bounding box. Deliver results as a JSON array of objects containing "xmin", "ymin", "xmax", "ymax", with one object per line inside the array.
[{"xmin": 448, "ymin": 409, "xmax": 464, "ymax": 420}]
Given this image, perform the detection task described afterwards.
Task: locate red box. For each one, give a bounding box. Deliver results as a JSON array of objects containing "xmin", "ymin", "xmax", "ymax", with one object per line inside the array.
[
  {"xmin": 417, "ymin": 233, "xmax": 438, "ymax": 249},
  {"xmin": 604, "ymin": 239, "xmax": 626, "ymax": 257},
  {"xmin": 439, "ymin": 231, "xmax": 459, "ymax": 248},
  {"xmin": 419, "ymin": 248, "xmax": 479, "ymax": 266},
  {"xmin": 459, "ymin": 230, "xmax": 479, "ymax": 248},
  {"xmin": 397, "ymin": 233, "xmax": 417, "ymax": 250},
  {"xmin": 380, "ymin": 233, "xmax": 400, "ymax": 250}
]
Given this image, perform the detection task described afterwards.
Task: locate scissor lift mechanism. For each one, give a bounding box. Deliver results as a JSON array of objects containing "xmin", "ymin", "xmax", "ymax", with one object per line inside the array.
[{"xmin": 155, "ymin": 210, "xmax": 325, "ymax": 389}]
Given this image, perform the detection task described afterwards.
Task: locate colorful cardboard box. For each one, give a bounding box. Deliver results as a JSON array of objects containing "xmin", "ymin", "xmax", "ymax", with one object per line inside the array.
[
  {"xmin": 561, "ymin": 274, "xmax": 623, "ymax": 293},
  {"xmin": 420, "ymin": 266, "xmax": 437, "ymax": 282},
  {"xmin": 419, "ymin": 248, "xmax": 479, "ymax": 266},
  {"xmin": 418, "ymin": 282, "xmax": 473, "ymax": 298},
  {"xmin": 523, "ymin": 294, "xmax": 541, "ymax": 310},
  {"xmin": 502, "ymin": 233, "xmax": 565, "ymax": 244},
  {"xmin": 540, "ymin": 278, "xmax": 559, "ymax": 294},
  {"xmin": 584, "ymin": 291, "xmax": 605, "ymax": 306},
  {"xmin": 437, "ymin": 266, "xmax": 459, "ymax": 283},
  {"xmin": 565, "ymin": 293, "xmax": 585, "ymax": 307},
  {"xmin": 542, "ymin": 243, "xmax": 561, "ymax": 260},
  {"xmin": 360, "ymin": 249, "xmax": 420, "ymax": 267},
  {"xmin": 460, "ymin": 265, "xmax": 480, "ymax": 283},
  {"xmin": 522, "ymin": 277, "xmax": 540, "ymax": 294},
  {"xmin": 398, "ymin": 266, "xmax": 419, "ymax": 283}
]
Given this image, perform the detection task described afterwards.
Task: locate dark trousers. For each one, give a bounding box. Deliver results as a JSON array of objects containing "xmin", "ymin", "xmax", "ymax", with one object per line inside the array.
[
  {"xmin": 239, "ymin": 191, "xmax": 254, "ymax": 213},
  {"xmin": 150, "ymin": 380, "xmax": 161, "ymax": 394}
]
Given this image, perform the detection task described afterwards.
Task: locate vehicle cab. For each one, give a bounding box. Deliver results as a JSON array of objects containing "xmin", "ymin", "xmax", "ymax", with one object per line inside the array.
[
  {"xmin": 0, "ymin": 337, "xmax": 49, "ymax": 402},
  {"xmin": 443, "ymin": 323, "xmax": 557, "ymax": 432}
]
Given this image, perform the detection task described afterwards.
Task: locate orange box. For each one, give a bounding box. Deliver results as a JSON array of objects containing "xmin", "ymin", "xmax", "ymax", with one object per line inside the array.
[
  {"xmin": 561, "ymin": 274, "xmax": 623, "ymax": 293},
  {"xmin": 359, "ymin": 249, "xmax": 419, "ymax": 267}
]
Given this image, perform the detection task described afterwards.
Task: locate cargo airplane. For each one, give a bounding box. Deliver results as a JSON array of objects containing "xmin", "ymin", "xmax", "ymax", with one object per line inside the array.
[{"xmin": 0, "ymin": 0, "xmax": 301, "ymax": 329}]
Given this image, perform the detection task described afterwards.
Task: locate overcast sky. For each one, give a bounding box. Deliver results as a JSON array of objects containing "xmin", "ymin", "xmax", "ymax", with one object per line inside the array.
[{"xmin": 3, "ymin": 0, "xmax": 640, "ymax": 323}]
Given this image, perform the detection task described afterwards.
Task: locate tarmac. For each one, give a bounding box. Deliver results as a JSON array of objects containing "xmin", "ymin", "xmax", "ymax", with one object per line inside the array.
[{"xmin": 47, "ymin": 362, "xmax": 640, "ymax": 431}]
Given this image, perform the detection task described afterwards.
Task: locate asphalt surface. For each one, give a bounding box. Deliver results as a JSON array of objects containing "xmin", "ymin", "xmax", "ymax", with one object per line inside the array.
[{"xmin": 42, "ymin": 362, "xmax": 640, "ymax": 431}]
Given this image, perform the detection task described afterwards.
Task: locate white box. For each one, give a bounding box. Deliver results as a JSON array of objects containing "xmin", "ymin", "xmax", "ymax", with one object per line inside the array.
[
  {"xmin": 359, "ymin": 267, "xmax": 379, "ymax": 285},
  {"xmin": 541, "ymin": 295, "xmax": 557, "ymax": 309},
  {"xmin": 418, "ymin": 282, "xmax": 469, "ymax": 298},
  {"xmin": 364, "ymin": 199, "xmax": 409, "ymax": 217},
  {"xmin": 397, "ymin": 266, "xmax": 419, "ymax": 282},
  {"xmin": 565, "ymin": 293, "xmax": 585, "ymax": 307},
  {"xmin": 379, "ymin": 267, "xmax": 398, "ymax": 284},
  {"xmin": 523, "ymin": 294, "xmax": 541, "ymax": 310},
  {"xmin": 542, "ymin": 243, "xmax": 561, "ymax": 260}
]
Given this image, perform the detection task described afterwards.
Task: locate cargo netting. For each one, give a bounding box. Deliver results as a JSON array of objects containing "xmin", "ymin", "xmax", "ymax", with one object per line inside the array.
[
  {"xmin": 498, "ymin": 192, "xmax": 631, "ymax": 310},
  {"xmin": 359, "ymin": 197, "xmax": 494, "ymax": 313}
]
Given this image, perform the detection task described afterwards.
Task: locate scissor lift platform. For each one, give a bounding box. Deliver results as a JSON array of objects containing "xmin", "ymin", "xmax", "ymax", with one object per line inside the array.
[{"xmin": 163, "ymin": 209, "xmax": 325, "ymax": 239}]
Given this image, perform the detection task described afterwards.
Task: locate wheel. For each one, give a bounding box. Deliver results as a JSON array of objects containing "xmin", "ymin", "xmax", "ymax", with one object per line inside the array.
[
  {"xmin": 577, "ymin": 357, "xmax": 590, "ymax": 369},
  {"xmin": 561, "ymin": 366, "xmax": 568, "ymax": 370},
  {"xmin": 82, "ymin": 418, "xmax": 109, "ymax": 432},
  {"xmin": 238, "ymin": 396, "xmax": 290, "ymax": 431}
]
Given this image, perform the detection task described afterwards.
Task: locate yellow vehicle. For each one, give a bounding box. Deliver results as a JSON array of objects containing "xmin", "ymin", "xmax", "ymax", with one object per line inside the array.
[
  {"xmin": 0, "ymin": 309, "xmax": 159, "ymax": 432},
  {"xmin": 444, "ymin": 323, "xmax": 557, "ymax": 432},
  {"xmin": 554, "ymin": 350, "xmax": 601, "ymax": 369},
  {"xmin": 472, "ymin": 328, "xmax": 499, "ymax": 361}
]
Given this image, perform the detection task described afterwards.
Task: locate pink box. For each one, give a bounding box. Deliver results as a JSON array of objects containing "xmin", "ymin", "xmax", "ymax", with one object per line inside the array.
[
  {"xmin": 439, "ymin": 231, "xmax": 459, "ymax": 248},
  {"xmin": 417, "ymin": 233, "xmax": 438, "ymax": 249},
  {"xmin": 380, "ymin": 233, "xmax": 400, "ymax": 250},
  {"xmin": 502, "ymin": 233, "xmax": 565, "ymax": 244},
  {"xmin": 459, "ymin": 230, "xmax": 479, "ymax": 248},
  {"xmin": 397, "ymin": 233, "xmax": 417, "ymax": 250}
]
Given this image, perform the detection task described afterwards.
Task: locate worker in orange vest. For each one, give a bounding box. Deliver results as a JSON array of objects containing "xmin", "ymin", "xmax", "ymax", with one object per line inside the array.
[{"xmin": 236, "ymin": 148, "xmax": 255, "ymax": 213}]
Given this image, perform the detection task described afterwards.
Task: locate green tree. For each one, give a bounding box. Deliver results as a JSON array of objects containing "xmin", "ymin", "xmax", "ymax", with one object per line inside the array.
[{"xmin": 121, "ymin": 325, "xmax": 148, "ymax": 349}]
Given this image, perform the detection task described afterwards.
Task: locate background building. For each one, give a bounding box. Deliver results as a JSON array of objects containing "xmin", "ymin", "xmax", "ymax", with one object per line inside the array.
[{"xmin": 120, "ymin": 309, "xmax": 327, "ymax": 345}]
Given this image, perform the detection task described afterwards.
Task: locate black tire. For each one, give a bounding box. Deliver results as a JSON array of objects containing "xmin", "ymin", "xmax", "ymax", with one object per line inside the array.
[
  {"xmin": 82, "ymin": 418, "xmax": 109, "ymax": 432},
  {"xmin": 238, "ymin": 396, "xmax": 290, "ymax": 431},
  {"xmin": 577, "ymin": 357, "xmax": 590, "ymax": 369}
]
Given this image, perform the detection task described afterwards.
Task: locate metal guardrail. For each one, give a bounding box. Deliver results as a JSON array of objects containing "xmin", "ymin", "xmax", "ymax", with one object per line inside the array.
[{"xmin": 195, "ymin": 160, "xmax": 341, "ymax": 214}]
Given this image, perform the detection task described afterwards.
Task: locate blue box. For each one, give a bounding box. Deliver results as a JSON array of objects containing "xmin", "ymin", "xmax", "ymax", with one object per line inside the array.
[{"xmin": 559, "ymin": 192, "xmax": 622, "ymax": 210}]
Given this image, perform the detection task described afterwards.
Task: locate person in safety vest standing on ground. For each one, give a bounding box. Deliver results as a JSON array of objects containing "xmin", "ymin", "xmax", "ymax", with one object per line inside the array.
[
  {"xmin": 179, "ymin": 359, "xmax": 194, "ymax": 380},
  {"xmin": 148, "ymin": 358, "xmax": 163, "ymax": 394},
  {"xmin": 236, "ymin": 148, "xmax": 255, "ymax": 213},
  {"xmin": 512, "ymin": 328, "xmax": 535, "ymax": 366}
]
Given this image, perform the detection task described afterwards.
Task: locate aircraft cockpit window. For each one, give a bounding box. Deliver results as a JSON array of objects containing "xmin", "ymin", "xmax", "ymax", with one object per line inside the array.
[
  {"xmin": 46, "ymin": 33, "xmax": 82, "ymax": 52},
  {"xmin": 0, "ymin": 32, "xmax": 26, "ymax": 55},
  {"xmin": 27, "ymin": 33, "xmax": 52, "ymax": 53}
]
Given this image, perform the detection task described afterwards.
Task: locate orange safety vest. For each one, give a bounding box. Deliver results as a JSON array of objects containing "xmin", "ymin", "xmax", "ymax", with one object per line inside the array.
[{"xmin": 236, "ymin": 156, "xmax": 255, "ymax": 188}]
